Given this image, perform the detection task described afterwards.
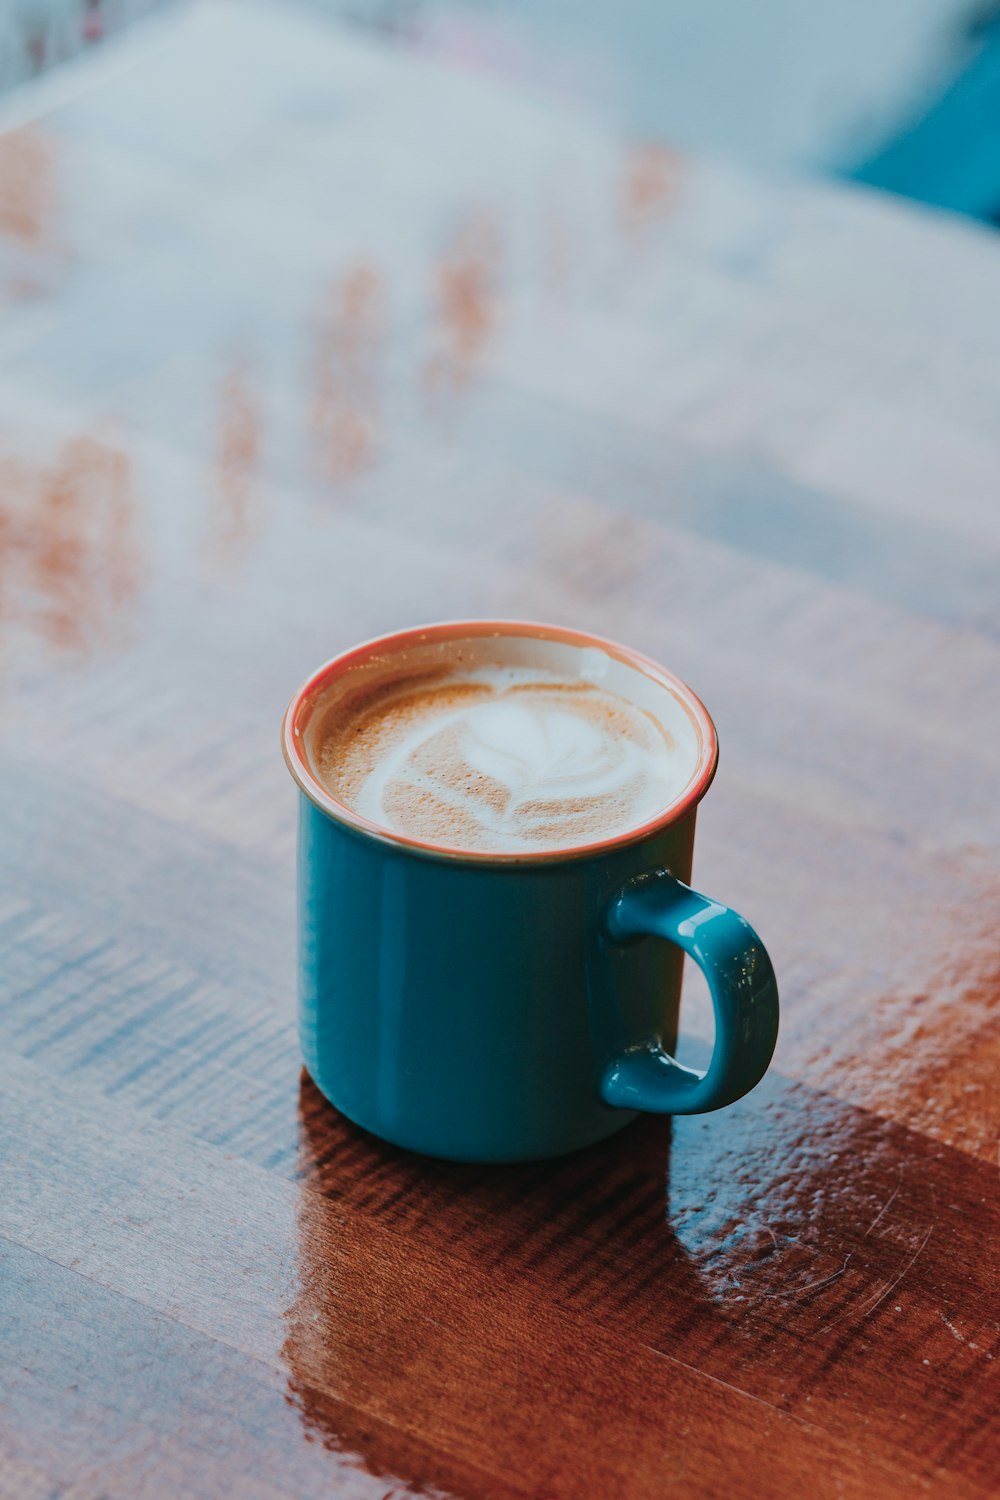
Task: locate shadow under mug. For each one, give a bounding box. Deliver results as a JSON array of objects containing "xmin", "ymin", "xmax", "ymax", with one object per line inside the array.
[{"xmin": 282, "ymin": 620, "xmax": 779, "ymax": 1163}]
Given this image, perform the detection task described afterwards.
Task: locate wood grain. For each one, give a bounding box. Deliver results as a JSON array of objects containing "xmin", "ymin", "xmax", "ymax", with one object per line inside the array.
[{"xmin": 1, "ymin": 3, "xmax": 999, "ymax": 1496}]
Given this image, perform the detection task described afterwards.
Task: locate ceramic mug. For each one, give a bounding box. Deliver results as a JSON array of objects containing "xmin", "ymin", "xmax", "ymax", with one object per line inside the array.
[{"xmin": 282, "ymin": 621, "xmax": 778, "ymax": 1162}]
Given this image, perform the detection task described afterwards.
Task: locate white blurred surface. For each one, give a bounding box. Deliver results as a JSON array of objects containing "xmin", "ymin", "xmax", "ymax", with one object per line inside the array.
[{"xmin": 0, "ymin": 0, "xmax": 983, "ymax": 174}]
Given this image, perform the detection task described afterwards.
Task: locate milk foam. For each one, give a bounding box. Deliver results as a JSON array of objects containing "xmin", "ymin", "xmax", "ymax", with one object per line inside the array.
[{"xmin": 314, "ymin": 663, "xmax": 698, "ymax": 853}]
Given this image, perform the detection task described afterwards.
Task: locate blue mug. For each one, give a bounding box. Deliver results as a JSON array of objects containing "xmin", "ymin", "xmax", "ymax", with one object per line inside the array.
[{"xmin": 283, "ymin": 621, "xmax": 778, "ymax": 1162}]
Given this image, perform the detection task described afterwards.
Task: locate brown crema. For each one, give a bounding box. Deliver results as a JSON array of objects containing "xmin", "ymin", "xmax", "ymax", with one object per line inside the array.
[{"xmin": 310, "ymin": 665, "xmax": 687, "ymax": 854}]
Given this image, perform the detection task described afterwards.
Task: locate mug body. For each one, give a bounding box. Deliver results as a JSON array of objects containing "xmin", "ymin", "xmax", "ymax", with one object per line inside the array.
[{"xmin": 298, "ymin": 793, "xmax": 697, "ymax": 1161}]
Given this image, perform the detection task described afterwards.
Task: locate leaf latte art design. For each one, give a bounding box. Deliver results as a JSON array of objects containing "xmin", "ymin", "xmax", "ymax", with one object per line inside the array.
[{"xmin": 319, "ymin": 672, "xmax": 691, "ymax": 854}]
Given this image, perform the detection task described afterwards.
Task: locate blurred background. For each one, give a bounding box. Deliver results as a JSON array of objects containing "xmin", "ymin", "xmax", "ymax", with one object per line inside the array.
[{"xmin": 2, "ymin": 0, "xmax": 1000, "ymax": 223}]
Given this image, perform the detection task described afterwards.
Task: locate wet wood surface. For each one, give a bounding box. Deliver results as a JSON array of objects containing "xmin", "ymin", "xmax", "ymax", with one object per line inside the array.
[{"xmin": 1, "ymin": 3, "xmax": 999, "ymax": 1496}]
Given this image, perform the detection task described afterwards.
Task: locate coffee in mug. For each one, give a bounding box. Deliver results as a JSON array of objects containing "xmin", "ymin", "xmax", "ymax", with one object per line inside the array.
[{"xmin": 304, "ymin": 635, "xmax": 702, "ymax": 855}]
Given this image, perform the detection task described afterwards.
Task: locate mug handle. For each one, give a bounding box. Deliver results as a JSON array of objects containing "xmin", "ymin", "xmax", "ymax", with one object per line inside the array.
[{"xmin": 601, "ymin": 870, "xmax": 779, "ymax": 1115}]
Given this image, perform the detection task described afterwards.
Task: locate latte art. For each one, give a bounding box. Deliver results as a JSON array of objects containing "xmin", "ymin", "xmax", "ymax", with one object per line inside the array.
[{"xmin": 313, "ymin": 666, "xmax": 697, "ymax": 853}]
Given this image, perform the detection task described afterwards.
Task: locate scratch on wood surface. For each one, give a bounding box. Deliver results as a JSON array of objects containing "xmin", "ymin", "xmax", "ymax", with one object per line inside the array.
[
  {"xmin": 0, "ymin": 433, "xmax": 143, "ymax": 652},
  {"xmin": 938, "ymin": 1311, "xmax": 995, "ymax": 1359},
  {"xmin": 863, "ymin": 1176, "xmax": 901, "ymax": 1238},
  {"xmin": 213, "ymin": 358, "xmax": 264, "ymax": 559},
  {"xmin": 0, "ymin": 129, "xmax": 56, "ymax": 245},
  {"xmin": 817, "ymin": 1224, "xmax": 935, "ymax": 1336},
  {"xmin": 724, "ymin": 1222, "xmax": 781, "ymax": 1281},
  {"xmin": 743, "ymin": 1254, "xmax": 853, "ymax": 1302},
  {"xmin": 310, "ymin": 260, "xmax": 383, "ymax": 482},
  {"xmin": 782, "ymin": 1258, "xmax": 852, "ymax": 1301},
  {"xmin": 422, "ymin": 209, "xmax": 503, "ymax": 401}
]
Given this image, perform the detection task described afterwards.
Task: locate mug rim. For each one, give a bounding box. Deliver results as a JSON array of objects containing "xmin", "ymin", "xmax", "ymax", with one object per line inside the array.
[{"xmin": 282, "ymin": 619, "xmax": 719, "ymax": 865}]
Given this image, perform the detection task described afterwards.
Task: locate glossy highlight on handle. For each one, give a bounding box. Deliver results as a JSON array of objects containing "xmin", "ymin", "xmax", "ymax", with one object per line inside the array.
[{"xmin": 602, "ymin": 871, "xmax": 779, "ymax": 1115}]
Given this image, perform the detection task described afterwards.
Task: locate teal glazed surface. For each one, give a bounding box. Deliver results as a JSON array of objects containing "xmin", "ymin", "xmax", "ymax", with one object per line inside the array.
[
  {"xmin": 603, "ymin": 873, "xmax": 779, "ymax": 1115},
  {"xmin": 297, "ymin": 793, "xmax": 779, "ymax": 1162}
]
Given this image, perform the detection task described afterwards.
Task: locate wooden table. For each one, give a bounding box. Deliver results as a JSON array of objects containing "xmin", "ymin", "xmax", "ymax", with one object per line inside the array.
[{"xmin": 1, "ymin": 3, "xmax": 998, "ymax": 1495}]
